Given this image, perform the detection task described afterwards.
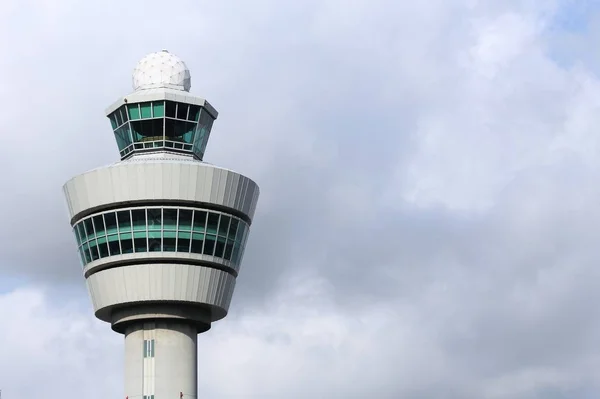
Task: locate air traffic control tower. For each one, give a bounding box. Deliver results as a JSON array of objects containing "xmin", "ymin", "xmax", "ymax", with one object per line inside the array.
[{"xmin": 63, "ymin": 50, "xmax": 260, "ymax": 398}]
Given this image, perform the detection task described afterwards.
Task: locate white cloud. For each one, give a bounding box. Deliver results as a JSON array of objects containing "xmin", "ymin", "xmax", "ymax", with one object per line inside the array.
[{"xmin": 2, "ymin": 0, "xmax": 600, "ymax": 397}]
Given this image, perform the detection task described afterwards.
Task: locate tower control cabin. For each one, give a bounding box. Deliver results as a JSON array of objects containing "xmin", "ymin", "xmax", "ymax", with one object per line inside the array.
[{"xmin": 63, "ymin": 50, "xmax": 260, "ymax": 399}]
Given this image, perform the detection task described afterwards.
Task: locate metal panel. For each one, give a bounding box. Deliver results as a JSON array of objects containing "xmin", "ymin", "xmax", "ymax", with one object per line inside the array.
[
  {"xmin": 87, "ymin": 264, "xmax": 235, "ymax": 320},
  {"xmin": 64, "ymin": 160, "xmax": 259, "ymax": 223}
]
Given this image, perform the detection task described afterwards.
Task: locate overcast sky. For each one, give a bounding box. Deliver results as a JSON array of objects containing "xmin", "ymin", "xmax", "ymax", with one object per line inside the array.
[{"xmin": 2, "ymin": 0, "xmax": 600, "ymax": 397}]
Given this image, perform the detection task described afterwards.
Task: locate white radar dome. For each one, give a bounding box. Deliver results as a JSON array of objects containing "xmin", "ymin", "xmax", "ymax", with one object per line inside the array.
[{"xmin": 132, "ymin": 50, "xmax": 191, "ymax": 92}]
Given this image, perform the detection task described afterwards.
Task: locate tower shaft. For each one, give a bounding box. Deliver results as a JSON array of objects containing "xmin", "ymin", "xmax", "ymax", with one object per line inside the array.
[{"xmin": 125, "ymin": 321, "xmax": 198, "ymax": 399}]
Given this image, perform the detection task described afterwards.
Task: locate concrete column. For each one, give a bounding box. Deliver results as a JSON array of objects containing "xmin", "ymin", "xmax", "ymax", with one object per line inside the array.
[{"xmin": 125, "ymin": 321, "xmax": 198, "ymax": 399}]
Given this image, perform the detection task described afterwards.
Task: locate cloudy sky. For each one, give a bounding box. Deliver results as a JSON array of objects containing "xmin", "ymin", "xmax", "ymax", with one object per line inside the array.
[{"xmin": 2, "ymin": 0, "xmax": 600, "ymax": 397}]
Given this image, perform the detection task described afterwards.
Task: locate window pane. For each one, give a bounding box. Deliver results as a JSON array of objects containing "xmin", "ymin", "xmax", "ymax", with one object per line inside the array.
[
  {"xmin": 147, "ymin": 209, "xmax": 161, "ymax": 230},
  {"xmin": 109, "ymin": 113, "xmax": 118, "ymax": 129},
  {"xmin": 83, "ymin": 243, "xmax": 92, "ymax": 263},
  {"xmin": 104, "ymin": 213, "xmax": 118, "ymax": 235},
  {"xmin": 132, "ymin": 209, "xmax": 146, "ymax": 231},
  {"xmin": 163, "ymin": 209, "xmax": 178, "ymax": 230},
  {"xmin": 178, "ymin": 209, "xmax": 192, "ymax": 231},
  {"xmin": 193, "ymin": 211, "xmax": 206, "ymax": 232},
  {"xmin": 114, "ymin": 125, "xmax": 133, "ymax": 151},
  {"xmin": 188, "ymin": 105, "xmax": 200, "ymax": 121},
  {"xmin": 218, "ymin": 216, "xmax": 230, "ymax": 236},
  {"xmin": 97, "ymin": 236, "xmax": 109, "ymax": 258},
  {"xmin": 228, "ymin": 219, "xmax": 239, "ymax": 241},
  {"xmin": 191, "ymin": 233, "xmax": 204, "ymax": 254},
  {"xmin": 78, "ymin": 247, "xmax": 87, "ymax": 266},
  {"xmin": 84, "ymin": 219, "xmax": 95, "ymax": 239},
  {"xmin": 204, "ymin": 234, "xmax": 216, "ymax": 255},
  {"xmin": 153, "ymin": 101, "xmax": 165, "ymax": 117},
  {"xmin": 134, "ymin": 230, "xmax": 148, "ymax": 252},
  {"xmin": 93, "ymin": 215, "xmax": 106, "ymax": 236},
  {"xmin": 117, "ymin": 211, "xmax": 132, "ymax": 232},
  {"xmin": 192, "ymin": 110, "xmax": 215, "ymax": 160},
  {"xmin": 73, "ymin": 227, "xmax": 82, "ymax": 246},
  {"xmin": 128, "ymin": 104, "xmax": 140, "ymax": 120},
  {"xmin": 177, "ymin": 103, "xmax": 189, "ymax": 120},
  {"xmin": 140, "ymin": 102, "xmax": 152, "ymax": 118},
  {"xmin": 121, "ymin": 106, "xmax": 128, "ymax": 122},
  {"xmin": 163, "ymin": 230, "xmax": 176, "ymax": 251},
  {"xmin": 107, "ymin": 234, "xmax": 120, "ymax": 256},
  {"xmin": 165, "ymin": 119, "xmax": 196, "ymax": 144},
  {"xmin": 207, "ymin": 213, "xmax": 219, "ymax": 235},
  {"xmin": 148, "ymin": 230, "xmax": 161, "ymax": 251},
  {"xmin": 177, "ymin": 231, "xmax": 191, "ymax": 252},
  {"xmin": 120, "ymin": 233, "xmax": 134, "ymax": 254},
  {"xmin": 89, "ymin": 240, "xmax": 100, "ymax": 261},
  {"xmin": 131, "ymin": 119, "xmax": 164, "ymax": 143},
  {"xmin": 166, "ymin": 101, "xmax": 177, "ymax": 118},
  {"xmin": 237, "ymin": 223, "xmax": 247, "ymax": 243},
  {"xmin": 224, "ymin": 239, "xmax": 234, "ymax": 260},
  {"xmin": 77, "ymin": 223, "xmax": 86, "ymax": 243},
  {"xmin": 232, "ymin": 241, "xmax": 241, "ymax": 264},
  {"xmin": 116, "ymin": 109, "xmax": 124, "ymax": 126},
  {"xmin": 215, "ymin": 235, "xmax": 226, "ymax": 258}
]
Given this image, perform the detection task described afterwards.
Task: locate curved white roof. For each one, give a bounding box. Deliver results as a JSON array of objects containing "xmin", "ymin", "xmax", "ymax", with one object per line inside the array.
[{"xmin": 132, "ymin": 50, "xmax": 191, "ymax": 92}]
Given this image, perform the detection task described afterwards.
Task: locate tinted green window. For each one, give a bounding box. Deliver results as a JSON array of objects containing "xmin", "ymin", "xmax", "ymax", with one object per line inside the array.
[
  {"xmin": 132, "ymin": 209, "xmax": 146, "ymax": 231},
  {"xmin": 191, "ymin": 232, "xmax": 204, "ymax": 253},
  {"xmin": 178, "ymin": 210, "xmax": 192, "ymax": 231},
  {"xmin": 84, "ymin": 219, "xmax": 95, "ymax": 239},
  {"xmin": 73, "ymin": 227, "xmax": 82, "ymax": 246},
  {"xmin": 89, "ymin": 240, "xmax": 100, "ymax": 261},
  {"xmin": 74, "ymin": 208, "xmax": 248, "ymax": 266},
  {"xmin": 237, "ymin": 223, "xmax": 247, "ymax": 243},
  {"xmin": 163, "ymin": 230, "xmax": 176, "ymax": 251},
  {"xmin": 93, "ymin": 215, "xmax": 105, "ymax": 236},
  {"xmin": 114, "ymin": 125, "xmax": 133, "ymax": 151},
  {"xmin": 207, "ymin": 213, "xmax": 219, "ymax": 234},
  {"xmin": 131, "ymin": 119, "xmax": 164, "ymax": 142},
  {"xmin": 224, "ymin": 239, "xmax": 234, "ymax": 260},
  {"xmin": 97, "ymin": 236, "xmax": 109, "ymax": 258},
  {"xmin": 177, "ymin": 231, "xmax": 191, "ymax": 252},
  {"xmin": 215, "ymin": 236, "xmax": 226, "ymax": 258},
  {"xmin": 163, "ymin": 209, "xmax": 178, "ymax": 230},
  {"xmin": 228, "ymin": 219, "xmax": 239, "ymax": 241},
  {"xmin": 165, "ymin": 119, "xmax": 196, "ymax": 144},
  {"xmin": 204, "ymin": 234, "xmax": 216, "ymax": 255},
  {"xmin": 153, "ymin": 101, "xmax": 164, "ymax": 117},
  {"xmin": 121, "ymin": 232, "xmax": 134, "ymax": 254},
  {"xmin": 192, "ymin": 110, "xmax": 215, "ymax": 159},
  {"xmin": 140, "ymin": 102, "xmax": 152, "ymax": 118},
  {"xmin": 218, "ymin": 216, "xmax": 230, "ymax": 236},
  {"xmin": 107, "ymin": 234, "xmax": 120, "ymax": 256},
  {"xmin": 118, "ymin": 211, "xmax": 131, "ymax": 231},
  {"xmin": 193, "ymin": 211, "xmax": 206, "ymax": 232},
  {"xmin": 147, "ymin": 209, "xmax": 161, "ymax": 230},
  {"xmin": 148, "ymin": 230, "xmax": 160, "ymax": 252},
  {"xmin": 82, "ymin": 243, "xmax": 92, "ymax": 263},
  {"xmin": 105, "ymin": 213, "xmax": 118, "ymax": 235},
  {"xmin": 188, "ymin": 105, "xmax": 200, "ymax": 121},
  {"xmin": 78, "ymin": 248, "xmax": 86, "ymax": 266},
  {"xmin": 166, "ymin": 101, "xmax": 177, "ymax": 118},
  {"xmin": 177, "ymin": 103, "xmax": 189, "ymax": 119},
  {"xmin": 115, "ymin": 109, "xmax": 124, "ymax": 126},
  {"xmin": 232, "ymin": 241, "xmax": 242, "ymax": 264},
  {"xmin": 128, "ymin": 104, "xmax": 140, "ymax": 120},
  {"xmin": 134, "ymin": 230, "xmax": 148, "ymax": 252},
  {"xmin": 109, "ymin": 113, "xmax": 118, "ymax": 129},
  {"xmin": 77, "ymin": 223, "xmax": 86, "ymax": 243}
]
